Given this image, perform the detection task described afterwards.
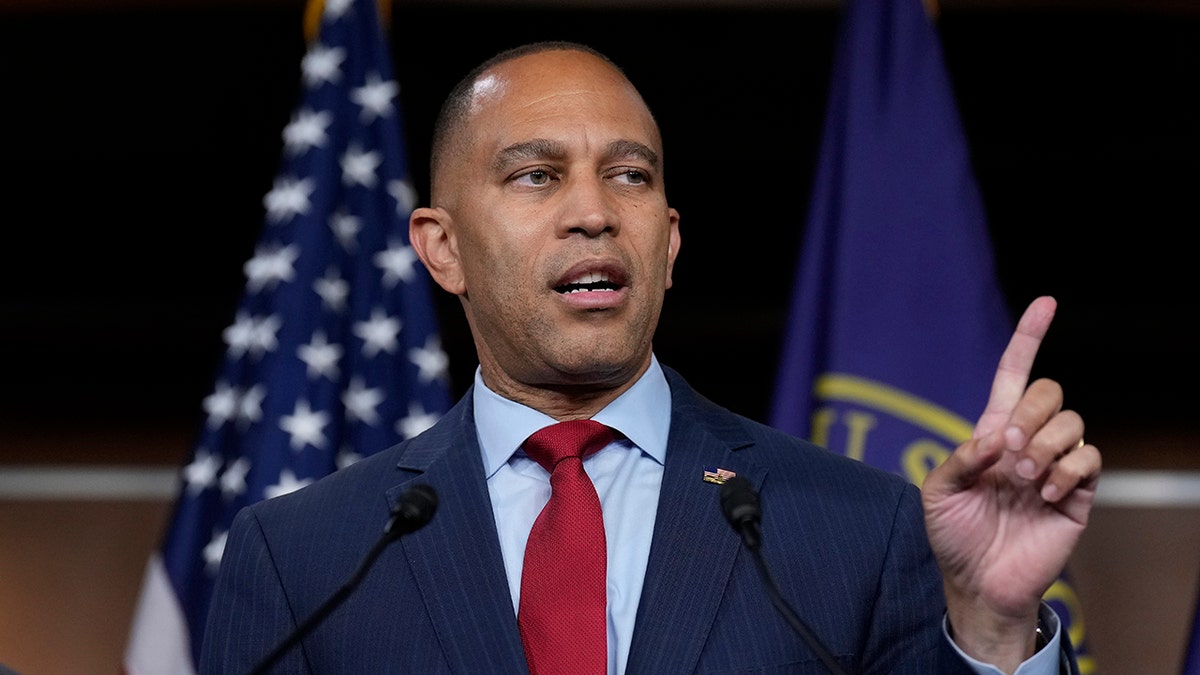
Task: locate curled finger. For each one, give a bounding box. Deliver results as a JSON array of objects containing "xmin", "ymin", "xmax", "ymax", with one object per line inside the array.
[
  {"xmin": 1014, "ymin": 407, "xmax": 1083, "ymax": 480},
  {"xmin": 1039, "ymin": 441, "xmax": 1102, "ymax": 510}
]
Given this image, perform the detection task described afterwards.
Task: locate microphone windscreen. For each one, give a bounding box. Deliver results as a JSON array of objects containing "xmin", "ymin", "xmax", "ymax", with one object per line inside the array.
[
  {"xmin": 720, "ymin": 476, "xmax": 760, "ymax": 528},
  {"xmin": 388, "ymin": 483, "xmax": 438, "ymax": 535}
]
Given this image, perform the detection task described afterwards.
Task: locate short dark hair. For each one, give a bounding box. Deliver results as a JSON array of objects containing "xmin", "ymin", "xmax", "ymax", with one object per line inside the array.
[{"xmin": 428, "ymin": 41, "xmax": 624, "ymax": 197}]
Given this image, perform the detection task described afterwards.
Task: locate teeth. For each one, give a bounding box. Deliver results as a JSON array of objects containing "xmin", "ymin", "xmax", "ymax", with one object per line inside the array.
[
  {"xmin": 557, "ymin": 270, "xmax": 617, "ymax": 294},
  {"xmin": 567, "ymin": 271, "xmax": 609, "ymax": 285}
]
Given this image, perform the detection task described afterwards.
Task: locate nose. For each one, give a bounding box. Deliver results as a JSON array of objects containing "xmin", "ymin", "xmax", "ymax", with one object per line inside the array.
[{"xmin": 559, "ymin": 175, "xmax": 620, "ymax": 238}]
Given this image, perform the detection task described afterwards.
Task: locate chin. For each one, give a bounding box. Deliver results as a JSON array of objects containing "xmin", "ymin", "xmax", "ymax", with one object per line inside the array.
[{"xmin": 553, "ymin": 349, "xmax": 649, "ymax": 386}]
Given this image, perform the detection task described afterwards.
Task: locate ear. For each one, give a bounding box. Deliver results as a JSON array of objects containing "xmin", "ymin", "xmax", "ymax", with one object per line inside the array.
[
  {"xmin": 664, "ymin": 207, "xmax": 681, "ymax": 290},
  {"xmin": 409, "ymin": 206, "xmax": 467, "ymax": 295}
]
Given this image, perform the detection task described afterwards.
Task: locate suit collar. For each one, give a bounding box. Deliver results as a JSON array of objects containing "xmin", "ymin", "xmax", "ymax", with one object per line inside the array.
[
  {"xmin": 385, "ymin": 389, "xmax": 530, "ymax": 674},
  {"xmin": 383, "ymin": 369, "xmax": 768, "ymax": 675},
  {"xmin": 627, "ymin": 367, "xmax": 766, "ymax": 674}
]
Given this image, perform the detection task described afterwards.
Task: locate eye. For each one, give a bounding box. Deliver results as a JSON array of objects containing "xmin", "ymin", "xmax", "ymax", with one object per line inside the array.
[
  {"xmin": 613, "ymin": 169, "xmax": 648, "ymax": 186},
  {"xmin": 513, "ymin": 168, "xmax": 554, "ymax": 187}
]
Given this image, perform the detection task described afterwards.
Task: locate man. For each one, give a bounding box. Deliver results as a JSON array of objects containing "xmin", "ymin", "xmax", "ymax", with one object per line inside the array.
[{"xmin": 202, "ymin": 42, "xmax": 1100, "ymax": 674}]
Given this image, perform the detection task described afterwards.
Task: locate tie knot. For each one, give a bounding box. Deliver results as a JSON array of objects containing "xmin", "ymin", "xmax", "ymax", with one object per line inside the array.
[{"xmin": 523, "ymin": 419, "xmax": 615, "ymax": 472}]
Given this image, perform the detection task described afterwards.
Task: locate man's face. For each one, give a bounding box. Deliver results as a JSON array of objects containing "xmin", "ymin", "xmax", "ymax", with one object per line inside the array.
[{"xmin": 420, "ymin": 49, "xmax": 681, "ymax": 399}]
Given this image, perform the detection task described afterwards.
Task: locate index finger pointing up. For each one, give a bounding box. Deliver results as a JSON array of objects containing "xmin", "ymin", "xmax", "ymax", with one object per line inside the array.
[{"xmin": 973, "ymin": 296, "xmax": 1057, "ymax": 439}]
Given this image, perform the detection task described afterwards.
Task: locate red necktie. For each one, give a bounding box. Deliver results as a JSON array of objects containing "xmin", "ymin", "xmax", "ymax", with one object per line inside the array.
[{"xmin": 518, "ymin": 419, "xmax": 614, "ymax": 675}]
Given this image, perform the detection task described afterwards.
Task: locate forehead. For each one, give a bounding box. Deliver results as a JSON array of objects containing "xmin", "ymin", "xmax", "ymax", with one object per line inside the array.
[{"xmin": 464, "ymin": 50, "xmax": 662, "ymax": 155}]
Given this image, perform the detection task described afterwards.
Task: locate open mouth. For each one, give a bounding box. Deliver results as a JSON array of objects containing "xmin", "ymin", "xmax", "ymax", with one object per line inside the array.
[{"xmin": 554, "ymin": 270, "xmax": 623, "ymax": 294}]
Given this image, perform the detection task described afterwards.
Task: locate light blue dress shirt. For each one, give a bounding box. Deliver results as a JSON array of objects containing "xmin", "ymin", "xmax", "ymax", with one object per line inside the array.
[
  {"xmin": 475, "ymin": 356, "xmax": 669, "ymax": 675},
  {"xmin": 473, "ymin": 355, "xmax": 1061, "ymax": 675}
]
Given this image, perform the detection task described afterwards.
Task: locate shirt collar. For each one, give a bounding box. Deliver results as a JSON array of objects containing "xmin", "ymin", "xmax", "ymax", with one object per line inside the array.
[{"xmin": 474, "ymin": 355, "xmax": 672, "ymax": 478}]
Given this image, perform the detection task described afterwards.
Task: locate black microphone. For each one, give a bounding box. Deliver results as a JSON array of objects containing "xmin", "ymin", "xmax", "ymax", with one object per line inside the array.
[
  {"xmin": 248, "ymin": 483, "xmax": 438, "ymax": 675},
  {"xmin": 719, "ymin": 476, "xmax": 850, "ymax": 675},
  {"xmin": 383, "ymin": 482, "xmax": 439, "ymax": 540}
]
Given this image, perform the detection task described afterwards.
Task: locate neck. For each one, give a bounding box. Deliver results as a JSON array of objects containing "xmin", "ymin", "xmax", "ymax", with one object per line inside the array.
[{"xmin": 479, "ymin": 357, "xmax": 652, "ymax": 421}]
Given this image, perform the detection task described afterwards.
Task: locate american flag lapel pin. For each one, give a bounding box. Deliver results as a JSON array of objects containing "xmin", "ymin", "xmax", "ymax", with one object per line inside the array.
[{"xmin": 702, "ymin": 466, "xmax": 736, "ymax": 485}]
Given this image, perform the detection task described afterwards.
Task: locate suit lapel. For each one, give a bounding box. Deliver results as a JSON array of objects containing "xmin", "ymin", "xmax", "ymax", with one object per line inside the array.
[
  {"xmin": 626, "ymin": 370, "xmax": 764, "ymax": 675},
  {"xmin": 383, "ymin": 370, "xmax": 766, "ymax": 674},
  {"xmin": 386, "ymin": 392, "xmax": 530, "ymax": 674}
]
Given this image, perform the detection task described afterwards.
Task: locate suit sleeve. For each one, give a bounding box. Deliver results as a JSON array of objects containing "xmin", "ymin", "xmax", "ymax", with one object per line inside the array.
[{"xmin": 857, "ymin": 482, "xmax": 976, "ymax": 674}]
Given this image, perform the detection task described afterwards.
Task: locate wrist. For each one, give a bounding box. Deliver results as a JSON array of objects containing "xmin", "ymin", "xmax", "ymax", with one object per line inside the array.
[{"xmin": 944, "ymin": 591, "xmax": 1041, "ymax": 674}]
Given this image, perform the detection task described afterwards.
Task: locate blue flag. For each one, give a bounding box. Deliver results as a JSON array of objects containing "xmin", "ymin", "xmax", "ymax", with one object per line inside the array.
[
  {"xmin": 768, "ymin": 0, "xmax": 1091, "ymax": 669},
  {"xmin": 123, "ymin": 1, "xmax": 451, "ymax": 671},
  {"xmin": 1185, "ymin": 586, "xmax": 1200, "ymax": 675}
]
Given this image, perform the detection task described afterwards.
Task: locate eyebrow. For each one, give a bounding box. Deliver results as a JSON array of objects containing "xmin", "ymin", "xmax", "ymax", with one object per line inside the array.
[
  {"xmin": 605, "ymin": 139, "xmax": 659, "ymax": 170},
  {"xmin": 492, "ymin": 139, "xmax": 566, "ymax": 173},
  {"xmin": 491, "ymin": 138, "xmax": 660, "ymax": 173}
]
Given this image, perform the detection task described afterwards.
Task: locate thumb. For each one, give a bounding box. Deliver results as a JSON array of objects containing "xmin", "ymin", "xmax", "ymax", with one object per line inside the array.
[{"xmin": 924, "ymin": 431, "xmax": 1005, "ymax": 498}]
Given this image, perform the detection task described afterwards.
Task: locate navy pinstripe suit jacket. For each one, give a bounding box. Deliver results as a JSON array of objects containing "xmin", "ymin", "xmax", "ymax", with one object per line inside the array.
[{"xmin": 202, "ymin": 366, "xmax": 1075, "ymax": 674}]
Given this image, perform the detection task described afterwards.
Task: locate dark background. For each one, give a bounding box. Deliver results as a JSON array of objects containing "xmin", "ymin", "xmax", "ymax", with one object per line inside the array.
[{"xmin": 2, "ymin": 1, "xmax": 1196, "ymax": 465}]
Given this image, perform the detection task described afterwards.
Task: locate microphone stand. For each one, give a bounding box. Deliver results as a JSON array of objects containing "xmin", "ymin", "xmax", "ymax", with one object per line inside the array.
[
  {"xmin": 744, "ymin": 528, "xmax": 849, "ymax": 675},
  {"xmin": 247, "ymin": 484, "xmax": 437, "ymax": 675},
  {"xmin": 721, "ymin": 477, "xmax": 850, "ymax": 675}
]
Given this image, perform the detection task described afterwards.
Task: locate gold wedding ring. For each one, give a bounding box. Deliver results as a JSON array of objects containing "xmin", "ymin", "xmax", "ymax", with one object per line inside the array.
[{"xmin": 1054, "ymin": 438, "xmax": 1085, "ymax": 461}]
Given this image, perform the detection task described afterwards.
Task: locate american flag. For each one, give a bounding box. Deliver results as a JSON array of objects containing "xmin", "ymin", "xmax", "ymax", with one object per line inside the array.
[
  {"xmin": 702, "ymin": 466, "xmax": 736, "ymax": 485},
  {"xmin": 123, "ymin": 0, "xmax": 452, "ymax": 671}
]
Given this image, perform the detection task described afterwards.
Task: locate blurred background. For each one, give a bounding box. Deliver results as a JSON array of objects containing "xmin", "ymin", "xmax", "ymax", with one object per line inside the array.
[{"xmin": 0, "ymin": 0, "xmax": 1197, "ymax": 672}]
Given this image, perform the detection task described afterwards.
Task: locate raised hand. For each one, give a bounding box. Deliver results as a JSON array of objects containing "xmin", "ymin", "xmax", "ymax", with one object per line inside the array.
[{"xmin": 921, "ymin": 296, "xmax": 1101, "ymax": 671}]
